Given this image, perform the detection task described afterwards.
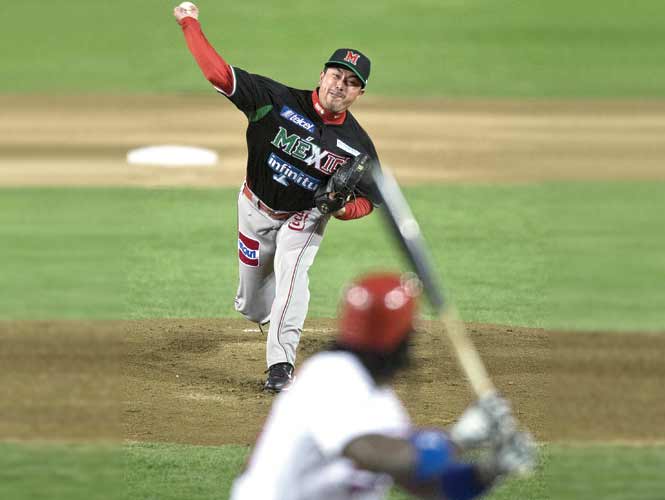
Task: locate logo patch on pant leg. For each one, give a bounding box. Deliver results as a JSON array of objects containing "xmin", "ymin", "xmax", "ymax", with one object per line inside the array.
[
  {"xmin": 288, "ymin": 211, "xmax": 309, "ymax": 231},
  {"xmin": 238, "ymin": 232, "xmax": 260, "ymax": 267}
]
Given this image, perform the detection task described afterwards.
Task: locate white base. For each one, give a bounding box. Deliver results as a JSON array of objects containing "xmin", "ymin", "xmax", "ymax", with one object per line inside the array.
[{"xmin": 127, "ymin": 145, "xmax": 218, "ymax": 167}]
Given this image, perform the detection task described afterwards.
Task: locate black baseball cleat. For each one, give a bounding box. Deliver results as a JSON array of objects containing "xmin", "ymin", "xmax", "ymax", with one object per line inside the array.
[{"xmin": 263, "ymin": 362, "xmax": 294, "ymax": 393}]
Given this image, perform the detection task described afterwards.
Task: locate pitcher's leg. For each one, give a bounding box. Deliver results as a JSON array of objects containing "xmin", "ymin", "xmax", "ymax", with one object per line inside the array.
[
  {"xmin": 266, "ymin": 245, "xmax": 319, "ymax": 365},
  {"xmin": 234, "ymin": 194, "xmax": 278, "ymax": 324},
  {"xmin": 266, "ymin": 212, "xmax": 327, "ymax": 367},
  {"xmin": 235, "ymin": 264, "xmax": 275, "ymax": 324}
]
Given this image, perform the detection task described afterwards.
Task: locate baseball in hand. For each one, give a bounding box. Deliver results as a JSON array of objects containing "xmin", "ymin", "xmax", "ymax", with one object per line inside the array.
[
  {"xmin": 175, "ymin": 1, "xmax": 199, "ymax": 21},
  {"xmin": 179, "ymin": 1, "xmax": 196, "ymax": 11}
]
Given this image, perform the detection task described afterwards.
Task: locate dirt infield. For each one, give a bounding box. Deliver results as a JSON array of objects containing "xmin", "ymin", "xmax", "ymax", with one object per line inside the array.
[
  {"xmin": 1, "ymin": 96, "xmax": 664, "ymax": 447},
  {"xmin": 1, "ymin": 319, "xmax": 664, "ymax": 445},
  {"xmin": 1, "ymin": 96, "xmax": 665, "ymax": 187}
]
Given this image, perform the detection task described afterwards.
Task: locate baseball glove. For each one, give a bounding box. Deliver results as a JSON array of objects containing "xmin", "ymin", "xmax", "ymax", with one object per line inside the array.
[{"xmin": 314, "ymin": 153, "xmax": 372, "ymax": 214}]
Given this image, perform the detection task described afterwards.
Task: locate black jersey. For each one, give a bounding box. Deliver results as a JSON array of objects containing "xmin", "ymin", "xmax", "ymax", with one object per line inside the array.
[{"xmin": 221, "ymin": 67, "xmax": 379, "ymax": 212}]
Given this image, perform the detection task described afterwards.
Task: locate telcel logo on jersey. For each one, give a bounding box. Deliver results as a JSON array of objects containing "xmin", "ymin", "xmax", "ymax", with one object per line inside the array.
[
  {"xmin": 280, "ymin": 106, "xmax": 316, "ymax": 133},
  {"xmin": 267, "ymin": 153, "xmax": 320, "ymax": 191}
]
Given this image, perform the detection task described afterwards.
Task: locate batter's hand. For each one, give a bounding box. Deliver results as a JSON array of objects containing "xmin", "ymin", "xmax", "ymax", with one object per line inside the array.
[
  {"xmin": 449, "ymin": 394, "xmax": 515, "ymax": 451},
  {"xmin": 173, "ymin": 2, "xmax": 199, "ymax": 23}
]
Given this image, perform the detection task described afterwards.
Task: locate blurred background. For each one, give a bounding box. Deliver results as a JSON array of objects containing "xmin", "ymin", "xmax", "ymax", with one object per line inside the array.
[{"xmin": 1, "ymin": 1, "xmax": 664, "ymax": 499}]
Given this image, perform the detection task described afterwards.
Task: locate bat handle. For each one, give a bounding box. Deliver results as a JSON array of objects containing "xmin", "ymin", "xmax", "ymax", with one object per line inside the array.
[{"xmin": 440, "ymin": 306, "xmax": 496, "ymax": 398}]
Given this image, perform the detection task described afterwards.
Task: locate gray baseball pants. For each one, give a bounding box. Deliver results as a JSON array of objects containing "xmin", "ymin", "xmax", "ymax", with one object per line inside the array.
[{"xmin": 234, "ymin": 184, "xmax": 329, "ymax": 367}]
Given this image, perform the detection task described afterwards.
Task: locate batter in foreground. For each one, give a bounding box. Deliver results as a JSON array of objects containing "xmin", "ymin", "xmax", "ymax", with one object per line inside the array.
[
  {"xmin": 174, "ymin": 3, "xmax": 381, "ymax": 392},
  {"xmin": 231, "ymin": 273, "xmax": 536, "ymax": 500}
]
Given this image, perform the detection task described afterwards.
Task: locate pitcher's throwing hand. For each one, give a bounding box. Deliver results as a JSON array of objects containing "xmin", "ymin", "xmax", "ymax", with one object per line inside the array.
[{"xmin": 173, "ymin": 2, "xmax": 198, "ymax": 22}]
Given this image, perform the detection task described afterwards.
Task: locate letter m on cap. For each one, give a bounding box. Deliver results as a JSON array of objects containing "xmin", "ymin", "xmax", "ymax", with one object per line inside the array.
[{"xmin": 344, "ymin": 51, "xmax": 360, "ymax": 65}]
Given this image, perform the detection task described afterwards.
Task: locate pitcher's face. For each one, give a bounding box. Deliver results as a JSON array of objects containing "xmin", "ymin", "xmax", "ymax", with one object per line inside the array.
[{"xmin": 318, "ymin": 67, "xmax": 365, "ymax": 113}]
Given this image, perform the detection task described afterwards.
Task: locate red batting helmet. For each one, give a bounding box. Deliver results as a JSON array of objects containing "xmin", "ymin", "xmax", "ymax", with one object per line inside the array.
[{"xmin": 338, "ymin": 273, "xmax": 420, "ymax": 353}]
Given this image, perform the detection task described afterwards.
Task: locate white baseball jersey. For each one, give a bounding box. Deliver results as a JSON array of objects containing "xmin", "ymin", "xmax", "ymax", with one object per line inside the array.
[{"xmin": 230, "ymin": 351, "xmax": 412, "ymax": 500}]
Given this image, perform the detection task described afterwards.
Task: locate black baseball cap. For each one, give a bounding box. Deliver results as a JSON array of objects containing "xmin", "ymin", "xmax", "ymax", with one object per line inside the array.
[{"xmin": 324, "ymin": 48, "xmax": 371, "ymax": 87}]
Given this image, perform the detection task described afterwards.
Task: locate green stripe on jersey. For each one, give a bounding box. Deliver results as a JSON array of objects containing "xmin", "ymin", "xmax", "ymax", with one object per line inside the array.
[{"xmin": 248, "ymin": 104, "xmax": 273, "ymax": 123}]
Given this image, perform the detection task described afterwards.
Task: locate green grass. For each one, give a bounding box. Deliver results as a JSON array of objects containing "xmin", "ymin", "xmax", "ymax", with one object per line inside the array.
[
  {"xmin": 1, "ymin": 182, "xmax": 664, "ymax": 331},
  {"xmin": 0, "ymin": 189, "xmax": 126, "ymax": 319},
  {"xmin": 124, "ymin": 443, "xmax": 248, "ymax": 500},
  {"xmin": 3, "ymin": 0, "xmax": 665, "ymax": 97},
  {"xmin": 546, "ymin": 182, "xmax": 665, "ymax": 332},
  {"xmin": 544, "ymin": 444, "xmax": 665, "ymax": 500},
  {"xmin": 0, "ymin": 442, "xmax": 123, "ymax": 500},
  {"xmin": 2, "ymin": 442, "xmax": 664, "ymax": 500}
]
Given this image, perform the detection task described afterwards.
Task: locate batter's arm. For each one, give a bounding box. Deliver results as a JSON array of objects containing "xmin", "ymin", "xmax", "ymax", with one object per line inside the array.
[
  {"xmin": 343, "ymin": 433, "xmax": 503, "ymax": 500},
  {"xmin": 343, "ymin": 434, "xmax": 447, "ymax": 498},
  {"xmin": 343, "ymin": 434, "xmax": 415, "ymax": 482}
]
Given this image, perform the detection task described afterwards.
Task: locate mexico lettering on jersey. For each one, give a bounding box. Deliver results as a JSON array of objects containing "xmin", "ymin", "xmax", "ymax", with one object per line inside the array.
[
  {"xmin": 270, "ymin": 126, "xmax": 349, "ymax": 176},
  {"xmin": 218, "ymin": 67, "xmax": 380, "ymax": 212}
]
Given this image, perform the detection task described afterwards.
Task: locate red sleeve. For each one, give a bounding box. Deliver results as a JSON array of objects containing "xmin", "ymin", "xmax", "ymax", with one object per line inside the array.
[
  {"xmin": 334, "ymin": 197, "xmax": 374, "ymax": 221},
  {"xmin": 179, "ymin": 17, "xmax": 235, "ymax": 95}
]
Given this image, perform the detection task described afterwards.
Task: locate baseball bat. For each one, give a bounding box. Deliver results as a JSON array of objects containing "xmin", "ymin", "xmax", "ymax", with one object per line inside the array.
[{"xmin": 370, "ymin": 165, "xmax": 496, "ymax": 398}]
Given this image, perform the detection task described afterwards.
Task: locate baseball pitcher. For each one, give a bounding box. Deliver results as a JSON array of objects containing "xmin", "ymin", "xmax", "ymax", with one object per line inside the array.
[
  {"xmin": 174, "ymin": 3, "xmax": 381, "ymax": 392},
  {"xmin": 230, "ymin": 273, "xmax": 537, "ymax": 500}
]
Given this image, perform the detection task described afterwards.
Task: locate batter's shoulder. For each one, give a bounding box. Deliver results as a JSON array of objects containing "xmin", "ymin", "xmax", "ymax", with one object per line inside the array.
[{"xmin": 300, "ymin": 351, "xmax": 374, "ymax": 389}]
